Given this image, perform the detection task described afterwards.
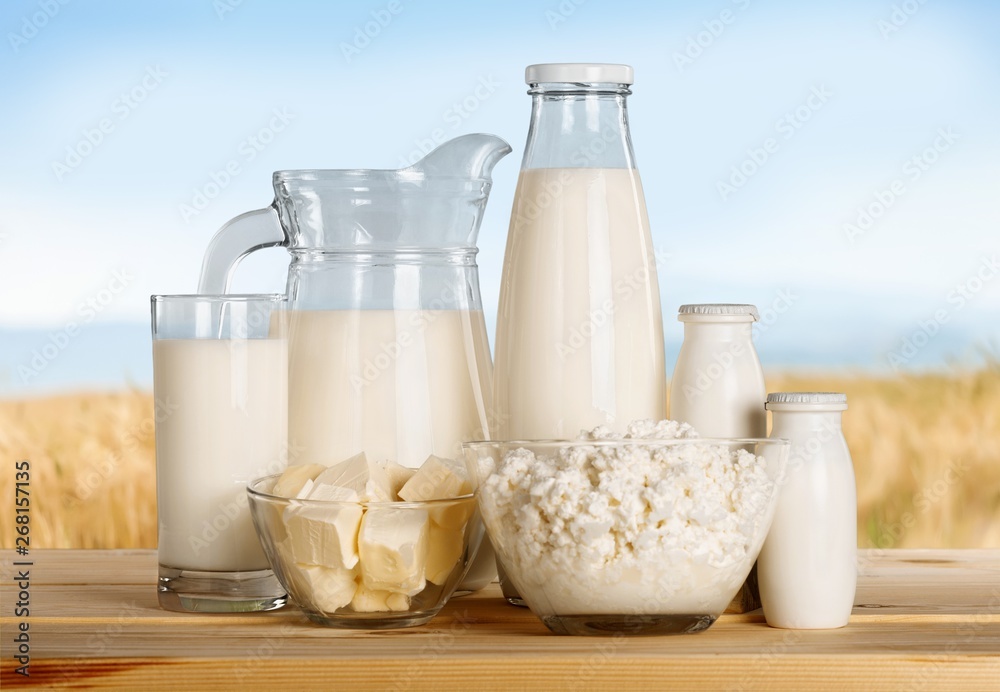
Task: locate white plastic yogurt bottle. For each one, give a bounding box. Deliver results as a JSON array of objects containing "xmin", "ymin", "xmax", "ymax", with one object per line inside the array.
[
  {"xmin": 668, "ymin": 304, "xmax": 766, "ymax": 438},
  {"xmin": 758, "ymin": 392, "xmax": 858, "ymax": 629}
]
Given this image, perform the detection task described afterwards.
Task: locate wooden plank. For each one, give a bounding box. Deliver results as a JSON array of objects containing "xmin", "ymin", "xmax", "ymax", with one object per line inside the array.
[
  {"xmin": 5, "ymin": 547, "xmax": 998, "ymax": 582},
  {"xmin": 6, "ymin": 616, "xmax": 1000, "ymax": 658},
  {"xmin": 2, "ymin": 581, "xmax": 998, "ymax": 625},
  {"xmin": 1, "ymin": 550, "xmax": 999, "ymax": 691},
  {"xmin": 5, "ymin": 549, "xmax": 999, "ymax": 619},
  {"xmin": 2, "ymin": 655, "xmax": 999, "ymax": 692},
  {"xmin": 1, "ymin": 550, "xmax": 158, "ymax": 585}
]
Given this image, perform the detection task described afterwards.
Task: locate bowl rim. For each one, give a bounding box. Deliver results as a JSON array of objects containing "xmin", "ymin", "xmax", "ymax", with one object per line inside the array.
[
  {"xmin": 246, "ymin": 473, "xmax": 476, "ymax": 506},
  {"xmin": 461, "ymin": 437, "xmax": 790, "ymax": 448}
]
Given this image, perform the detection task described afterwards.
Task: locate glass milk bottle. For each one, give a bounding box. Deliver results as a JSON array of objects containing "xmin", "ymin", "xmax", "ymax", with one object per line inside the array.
[
  {"xmin": 494, "ymin": 63, "xmax": 666, "ymax": 441},
  {"xmin": 758, "ymin": 392, "xmax": 858, "ymax": 629},
  {"xmin": 668, "ymin": 304, "xmax": 766, "ymax": 438}
]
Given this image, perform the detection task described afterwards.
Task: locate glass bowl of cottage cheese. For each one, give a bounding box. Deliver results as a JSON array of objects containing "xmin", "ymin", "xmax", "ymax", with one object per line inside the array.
[
  {"xmin": 463, "ymin": 420, "xmax": 789, "ymax": 636},
  {"xmin": 247, "ymin": 453, "xmax": 484, "ymax": 628}
]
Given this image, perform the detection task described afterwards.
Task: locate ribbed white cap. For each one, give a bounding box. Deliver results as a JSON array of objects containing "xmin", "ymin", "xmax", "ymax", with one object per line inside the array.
[
  {"xmin": 525, "ymin": 63, "xmax": 634, "ymax": 85},
  {"xmin": 766, "ymin": 392, "xmax": 848, "ymax": 411},
  {"xmin": 677, "ymin": 304, "xmax": 760, "ymax": 321}
]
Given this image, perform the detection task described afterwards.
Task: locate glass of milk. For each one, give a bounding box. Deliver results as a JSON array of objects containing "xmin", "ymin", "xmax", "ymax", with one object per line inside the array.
[{"xmin": 151, "ymin": 294, "xmax": 288, "ymax": 612}]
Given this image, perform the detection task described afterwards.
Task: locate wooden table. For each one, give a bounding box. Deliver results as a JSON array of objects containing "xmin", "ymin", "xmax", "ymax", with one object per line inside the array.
[{"xmin": 1, "ymin": 549, "xmax": 998, "ymax": 690}]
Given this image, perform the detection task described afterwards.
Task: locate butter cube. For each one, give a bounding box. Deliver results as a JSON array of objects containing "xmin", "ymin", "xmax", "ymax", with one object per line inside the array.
[
  {"xmin": 358, "ymin": 507, "xmax": 428, "ymax": 596},
  {"xmin": 274, "ymin": 536, "xmax": 297, "ymax": 575},
  {"xmin": 307, "ymin": 482, "xmax": 356, "ymax": 502},
  {"xmin": 294, "ymin": 564, "xmax": 358, "ymax": 613},
  {"xmin": 430, "ymin": 498, "xmax": 475, "ymax": 532},
  {"xmin": 398, "ymin": 455, "xmax": 472, "ymax": 501},
  {"xmin": 426, "ymin": 522, "xmax": 464, "ymax": 585},
  {"xmin": 283, "ymin": 486, "xmax": 363, "ymax": 569},
  {"xmin": 350, "ymin": 584, "xmax": 410, "ymax": 613},
  {"xmin": 313, "ymin": 452, "xmax": 393, "ymax": 502},
  {"xmin": 399, "ymin": 456, "xmax": 474, "ymax": 529},
  {"xmin": 384, "ymin": 461, "xmax": 417, "ymax": 500},
  {"xmin": 273, "ymin": 463, "xmax": 326, "ymax": 497},
  {"xmin": 274, "ymin": 540, "xmax": 315, "ymax": 605}
]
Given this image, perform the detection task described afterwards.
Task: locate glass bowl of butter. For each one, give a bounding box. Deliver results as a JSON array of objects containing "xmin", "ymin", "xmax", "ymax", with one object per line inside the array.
[{"xmin": 247, "ymin": 453, "xmax": 484, "ymax": 628}]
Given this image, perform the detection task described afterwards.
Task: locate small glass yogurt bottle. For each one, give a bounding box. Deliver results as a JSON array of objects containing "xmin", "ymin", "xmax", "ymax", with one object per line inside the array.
[
  {"xmin": 758, "ymin": 392, "xmax": 858, "ymax": 629},
  {"xmin": 668, "ymin": 304, "xmax": 766, "ymax": 438}
]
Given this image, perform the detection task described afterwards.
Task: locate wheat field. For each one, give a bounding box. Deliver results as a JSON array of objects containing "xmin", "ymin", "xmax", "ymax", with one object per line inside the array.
[{"xmin": 2, "ymin": 366, "xmax": 998, "ymax": 550}]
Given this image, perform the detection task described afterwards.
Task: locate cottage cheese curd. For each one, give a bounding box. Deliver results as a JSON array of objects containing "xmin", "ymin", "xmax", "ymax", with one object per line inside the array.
[{"xmin": 478, "ymin": 421, "xmax": 776, "ymax": 615}]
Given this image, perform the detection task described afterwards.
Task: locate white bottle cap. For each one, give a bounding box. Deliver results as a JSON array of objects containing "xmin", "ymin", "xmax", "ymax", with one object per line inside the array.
[
  {"xmin": 766, "ymin": 392, "xmax": 848, "ymax": 411},
  {"xmin": 525, "ymin": 63, "xmax": 634, "ymax": 85},
  {"xmin": 677, "ymin": 303, "xmax": 760, "ymax": 322}
]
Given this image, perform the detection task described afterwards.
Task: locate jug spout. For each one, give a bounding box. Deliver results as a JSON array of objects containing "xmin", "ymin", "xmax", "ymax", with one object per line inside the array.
[{"xmin": 405, "ymin": 133, "xmax": 511, "ymax": 182}]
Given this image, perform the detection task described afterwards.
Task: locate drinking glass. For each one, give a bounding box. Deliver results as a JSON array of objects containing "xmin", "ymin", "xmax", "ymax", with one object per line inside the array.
[{"xmin": 151, "ymin": 294, "xmax": 287, "ymax": 612}]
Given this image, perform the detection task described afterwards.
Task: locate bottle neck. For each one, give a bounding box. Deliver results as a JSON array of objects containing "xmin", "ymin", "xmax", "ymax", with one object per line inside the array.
[{"xmin": 521, "ymin": 83, "xmax": 636, "ymax": 170}]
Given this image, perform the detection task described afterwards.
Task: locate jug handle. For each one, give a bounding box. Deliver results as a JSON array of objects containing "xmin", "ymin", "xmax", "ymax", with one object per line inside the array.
[{"xmin": 197, "ymin": 205, "xmax": 287, "ymax": 294}]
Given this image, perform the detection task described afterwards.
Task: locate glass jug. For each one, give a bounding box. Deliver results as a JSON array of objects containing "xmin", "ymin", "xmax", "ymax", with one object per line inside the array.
[{"xmin": 197, "ymin": 133, "xmax": 511, "ymax": 591}]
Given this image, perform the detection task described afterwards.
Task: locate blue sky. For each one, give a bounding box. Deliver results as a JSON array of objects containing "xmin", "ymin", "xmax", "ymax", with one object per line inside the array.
[{"xmin": 1, "ymin": 0, "xmax": 999, "ymax": 394}]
